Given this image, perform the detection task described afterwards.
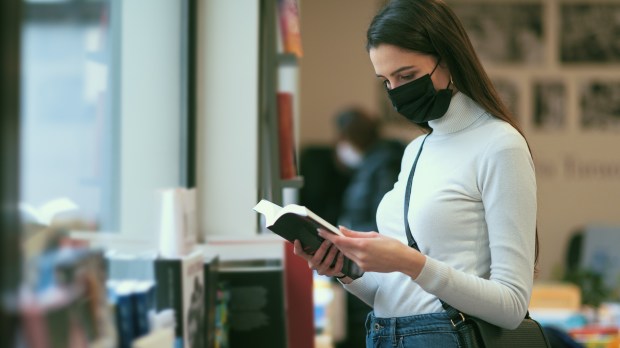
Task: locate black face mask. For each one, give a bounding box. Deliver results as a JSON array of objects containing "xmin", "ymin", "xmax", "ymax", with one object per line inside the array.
[{"xmin": 386, "ymin": 61, "xmax": 453, "ymax": 124}]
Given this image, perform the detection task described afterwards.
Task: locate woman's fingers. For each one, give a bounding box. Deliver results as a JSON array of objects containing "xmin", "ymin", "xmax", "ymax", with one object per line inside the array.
[
  {"xmin": 293, "ymin": 237, "xmax": 346, "ymax": 276},
  {"xmin": 310, "ymin": 239, "xmax": 333, "ymax": 266},
  {"xmin": 293, "ymin": 240, "xmax": 310, "ymax": 260},
  {"xmin": 316, "ymin": 243, "xmax": 340, "ymax": 275},
  {"xmin": 333, "ymin": 251, "xmax": 345, "ymax": 275},
  {"xmin": 339, "ymin": 226, "xmax": 378, "ymax": 238}
]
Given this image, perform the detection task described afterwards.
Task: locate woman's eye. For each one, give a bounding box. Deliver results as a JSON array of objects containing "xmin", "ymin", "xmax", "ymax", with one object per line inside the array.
[
  {"xmin": 399, "ymin": 74, "xmax": 414, "ymax": 81},
  {"xmin": 382, "ymin": 80, "xmax": 391, "ymax": 89}
]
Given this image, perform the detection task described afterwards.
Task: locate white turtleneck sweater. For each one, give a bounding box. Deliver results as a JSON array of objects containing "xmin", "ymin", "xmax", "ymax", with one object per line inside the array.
[{"xmin": 343, "ymin": 92, "xmax": 537, "ymax": 330}]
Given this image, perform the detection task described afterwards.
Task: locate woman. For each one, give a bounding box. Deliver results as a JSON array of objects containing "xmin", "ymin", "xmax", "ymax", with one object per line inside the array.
[{"xmin": 293, "ymin": 0, "xmax": 539, "ymax": 346}]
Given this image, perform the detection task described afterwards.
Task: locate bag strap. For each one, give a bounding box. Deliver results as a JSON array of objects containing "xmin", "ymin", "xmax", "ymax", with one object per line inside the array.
[
  {"xmin": 403, "ymin": 134, "xmax": 531, "ymax": 324},
  {"xmin": 403, "ymin": 135, "xmax": 428, "ymax": 249},
  {"xmin": 403, "ymin": 135, "xmax": 455, "ymax": 310}
]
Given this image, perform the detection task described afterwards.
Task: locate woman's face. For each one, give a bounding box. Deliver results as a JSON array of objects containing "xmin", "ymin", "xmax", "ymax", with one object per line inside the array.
[{"xmin": 369, "ymin": 44, "xmax": 451, "ymax": 91}]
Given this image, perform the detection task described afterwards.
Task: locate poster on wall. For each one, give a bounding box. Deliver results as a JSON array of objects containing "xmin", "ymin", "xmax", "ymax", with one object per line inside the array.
[
  {"xmin": 580, "ymin": 80, "xmax": 620, "ymax": 130},
  {"xmin": 449, "ymin": 2, "xmax": 544, "ymax": 65},
  {"xmin": 560, "ymin": 4, "xmax": 620, "ymax": 63},
  {"xmin": 492, "ymin": 77, "xmax": 520, "ymax": 124},
  {"xmin": 533, "ymin": 80, "xmax": 566, "ymax": 131}
]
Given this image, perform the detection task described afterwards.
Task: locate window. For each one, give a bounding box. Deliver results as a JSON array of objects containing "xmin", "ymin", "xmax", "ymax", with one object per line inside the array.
[{"xmin": 20, "ymin": 0, "xmax": 191, "ymax": 242}]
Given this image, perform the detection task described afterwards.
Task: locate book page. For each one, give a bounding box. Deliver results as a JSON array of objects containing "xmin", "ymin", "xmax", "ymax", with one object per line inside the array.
[
  {"xmin": 254, "ymin": 199, "xmax": 341, "ymax": 235},
  {"xmin": 253, "ymin": 200, "xmax": 283, "ymax": 226}
]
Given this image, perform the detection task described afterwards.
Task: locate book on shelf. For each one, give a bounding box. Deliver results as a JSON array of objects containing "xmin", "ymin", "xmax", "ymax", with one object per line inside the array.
[
  {"xmin": 277, "ymin": 0, "xmax": 303, "ymax": 58},
  {"xmin": 203, "ymin": 254, "xmax": 219, "ymax": 348},
  {"xmin": 110, "ymin": 281, "xmax": 137, "ymax": 348},
  {"xmin": 277, "ymin": 92, "xmax": 298, "ymax": 180},
  {"xmin": 218, "ymin": 263, "xmax": 286, "ymax": 348},
  {"xmin": 107, "ymin": 280, "xmax": 157, "ymax": 348},
  {"xmin": 154, "ymin": 251, "xmax": 205, "ymax": 348},
  {"xmin": 214, "ymin": 281, "xmax": 231, "ymax": 348},
  {"xmin": 253, "ymin": 199, "xmax": 364, "ymax": 279}
]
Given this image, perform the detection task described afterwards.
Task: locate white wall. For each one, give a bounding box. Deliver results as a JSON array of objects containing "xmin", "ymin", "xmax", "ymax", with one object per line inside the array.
[
  {"xmin": 196, "ymin": 0, "xmax": 260, "ymax": 238},
  {"xmin": 120, "ymin": 0, "xmax": 182, "ymax": 238}
]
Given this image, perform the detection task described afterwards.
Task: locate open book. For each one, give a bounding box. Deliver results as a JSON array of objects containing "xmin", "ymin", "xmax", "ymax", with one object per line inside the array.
[{"xmin": 253, "ymin": 199, "xmax": 363, "ymax": 279}]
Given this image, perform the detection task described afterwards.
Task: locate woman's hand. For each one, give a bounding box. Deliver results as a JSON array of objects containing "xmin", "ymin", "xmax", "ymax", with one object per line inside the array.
[
  {"xmin": 318, "ymin": 226, "xmax": 426, "ymax": 278},
  {"xmin": 293, "ymin": 238, "xmax": 345, "ymax": 277}
]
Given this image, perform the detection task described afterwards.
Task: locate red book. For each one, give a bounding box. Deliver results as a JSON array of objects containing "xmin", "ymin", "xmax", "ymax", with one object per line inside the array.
[{"xmin": 277, "ymin": 92, "xmax": 297, "ymax": 180}]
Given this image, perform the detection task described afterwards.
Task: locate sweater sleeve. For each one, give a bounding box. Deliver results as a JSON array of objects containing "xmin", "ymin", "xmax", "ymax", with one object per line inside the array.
[
  {"xmin": 341, "ymin": 272, "xmax": 381, "ymax": 308},
  {"xmin": 414, "ymin": 138, "xmax": 537, "ymax": 329}
]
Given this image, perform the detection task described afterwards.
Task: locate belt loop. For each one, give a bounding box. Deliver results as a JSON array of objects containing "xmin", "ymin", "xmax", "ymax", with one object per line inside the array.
[{"xmin": 391, "ymin": 317, "xmax": 397, "ymax": 347}]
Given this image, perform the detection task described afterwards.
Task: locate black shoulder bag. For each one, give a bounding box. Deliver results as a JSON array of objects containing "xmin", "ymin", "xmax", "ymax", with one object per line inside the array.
[{"xmin": 404, "ymin": 135, "xmax": 550, "ymax": 348}]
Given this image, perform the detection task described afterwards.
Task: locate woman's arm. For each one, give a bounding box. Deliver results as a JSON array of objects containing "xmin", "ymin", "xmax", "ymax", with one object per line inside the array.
[{"xmin": 415, "ymin": 144, "xmax": 537, "ymax": 329}]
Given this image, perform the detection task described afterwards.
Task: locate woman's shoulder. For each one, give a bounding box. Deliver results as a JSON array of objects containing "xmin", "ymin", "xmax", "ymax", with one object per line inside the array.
[
  {"xmin": 478, "ymin": 116, "xmax": 529, "ymax": 153},
  {"xmin": 403, "ymin": 133, "xmax": 430, "ymax": 158}
]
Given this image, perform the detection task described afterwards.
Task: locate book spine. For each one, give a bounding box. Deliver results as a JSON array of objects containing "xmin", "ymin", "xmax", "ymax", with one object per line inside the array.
[
  {"xmin": 214, "ymin": 282, "xmax": 231, "ymax": 348},
  {"xmin": 277, "ymin": 0, "xmax": 303, "ymax": 57},
  {"xmin": 182, "ymin": 255, "xmax": 206, "ymax": 348},
  {"xmin": 203, "ymin": 259, "xmax": 220, "ymax": 348},
  {"xmin": 155, "ymin": 259, "xmax": 184, "ymax": 341},
  {"xmin": 115, "ymin": 291, "xmax": 135, "ymax": 348},
  {"xmin": 343, "ymin": 258, "xmax": 363, "ymax": 280},
  {"xmin": 132, "ymin": 283, "xmax": 154, "ymax": 338},
  {"xmin": 277, "ymin": 92, "xmax": 297, "ymax": 180}
]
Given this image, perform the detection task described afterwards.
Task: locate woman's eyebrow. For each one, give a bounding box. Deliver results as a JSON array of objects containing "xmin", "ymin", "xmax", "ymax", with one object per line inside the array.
[{"xmin": 375, "ymin": 65, "xmax": 416, "ymax": 78}]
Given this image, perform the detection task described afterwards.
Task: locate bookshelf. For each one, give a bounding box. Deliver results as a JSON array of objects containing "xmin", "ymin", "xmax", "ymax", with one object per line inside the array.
[
  {"xmin": 197, "ymin": 1, "xmax": 313, "ymax": 347},
  {"xmin": 258, "ymin": 3, "xmax": 314, "ymax": 348},
  {"xmin": 259, "ymin": 0, "xmax": 304, "ymax": 207}
]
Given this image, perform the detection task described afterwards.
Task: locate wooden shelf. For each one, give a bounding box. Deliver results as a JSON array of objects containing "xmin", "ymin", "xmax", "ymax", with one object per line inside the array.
[{"xmin": 281, "ymin": 176, "xmax": 304, "ymax": 189}]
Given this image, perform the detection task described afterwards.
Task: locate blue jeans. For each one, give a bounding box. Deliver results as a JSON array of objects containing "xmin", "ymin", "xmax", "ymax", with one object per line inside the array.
[{"xmin": 365, "ymin": 311, "xmax": 461, "ymax": 347}]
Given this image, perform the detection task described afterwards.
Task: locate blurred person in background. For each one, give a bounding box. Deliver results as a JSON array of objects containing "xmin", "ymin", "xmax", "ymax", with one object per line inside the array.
[
  {"xmin": 334, "ymin": 108, "xmax": 404, "ymax": 234},
  {"xmin": 299, "ymin": 107, "xmax": 404, "ymax": 348},
  {"xmin": 333, "ymin": 108, "xmax": 404, "ymax": 348}
]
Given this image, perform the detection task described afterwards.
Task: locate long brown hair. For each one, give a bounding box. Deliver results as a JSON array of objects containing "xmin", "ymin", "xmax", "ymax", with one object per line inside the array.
[{"xmin": 366, "ymin": 0, "xmax": 539, "ymax": 271}]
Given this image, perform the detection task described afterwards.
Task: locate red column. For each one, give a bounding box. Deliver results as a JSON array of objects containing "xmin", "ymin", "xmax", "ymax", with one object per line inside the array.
[{"xmin": 283, "ymin": 242, "xmax": 315, "ymax": 348}]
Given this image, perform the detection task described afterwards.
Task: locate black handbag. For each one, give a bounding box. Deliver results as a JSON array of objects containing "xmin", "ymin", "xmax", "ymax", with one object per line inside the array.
[
  {"xmin": 404, "ymin": 135, "xmax": 551, "ymax": 348},
  {"xmin": 451, "ymin": 312, "xmax": 550, "ymax": 348}
]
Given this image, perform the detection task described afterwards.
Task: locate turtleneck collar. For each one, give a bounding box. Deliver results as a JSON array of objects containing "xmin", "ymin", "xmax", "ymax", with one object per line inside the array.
[{"xmin": 428, "ymin": 92, "xmax": 487, "ymax": 135}]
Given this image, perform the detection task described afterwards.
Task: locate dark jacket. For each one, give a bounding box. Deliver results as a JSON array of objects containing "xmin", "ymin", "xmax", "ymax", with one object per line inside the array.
[{"xmin": 338, "ymin": 139, "xmax": 404, "ymax": 232}]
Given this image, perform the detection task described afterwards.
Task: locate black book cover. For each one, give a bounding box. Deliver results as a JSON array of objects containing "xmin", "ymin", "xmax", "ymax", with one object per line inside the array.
[
  {"xmin": 155, "ymin": 258, "xmax": 183, "ymax": 339},
  {"xmin": 219, "ymin": 267, "xmax": 286, "ymax": 348},
  {"xmin": 155, "ymin": 251, "xmax": 205, "ymax": 348},
  {"xmin": 254, "ymin": 199, "xmax": 363, "ymax": 279}
]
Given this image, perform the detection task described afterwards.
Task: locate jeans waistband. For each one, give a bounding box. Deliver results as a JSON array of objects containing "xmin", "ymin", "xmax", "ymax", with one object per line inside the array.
[{"xmin": 365, "ymin": 311, "xmax": 455, "ymax": 337}]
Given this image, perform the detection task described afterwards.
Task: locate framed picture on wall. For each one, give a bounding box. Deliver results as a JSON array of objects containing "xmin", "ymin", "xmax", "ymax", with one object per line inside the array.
[
  {"xmin": 533, "ymin": 80, "xmax": 566, "ymax": 131},
  {"xmin": 560, "ymin": 3, "xmax": 620, "ymax": 63},
  {"xmin": 579, "ymin": 80, "xmax": 620, "ymax": 130},
  {"xmin": 449, "ymin": 2, "xmax": 544, "ymax": 65}
]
